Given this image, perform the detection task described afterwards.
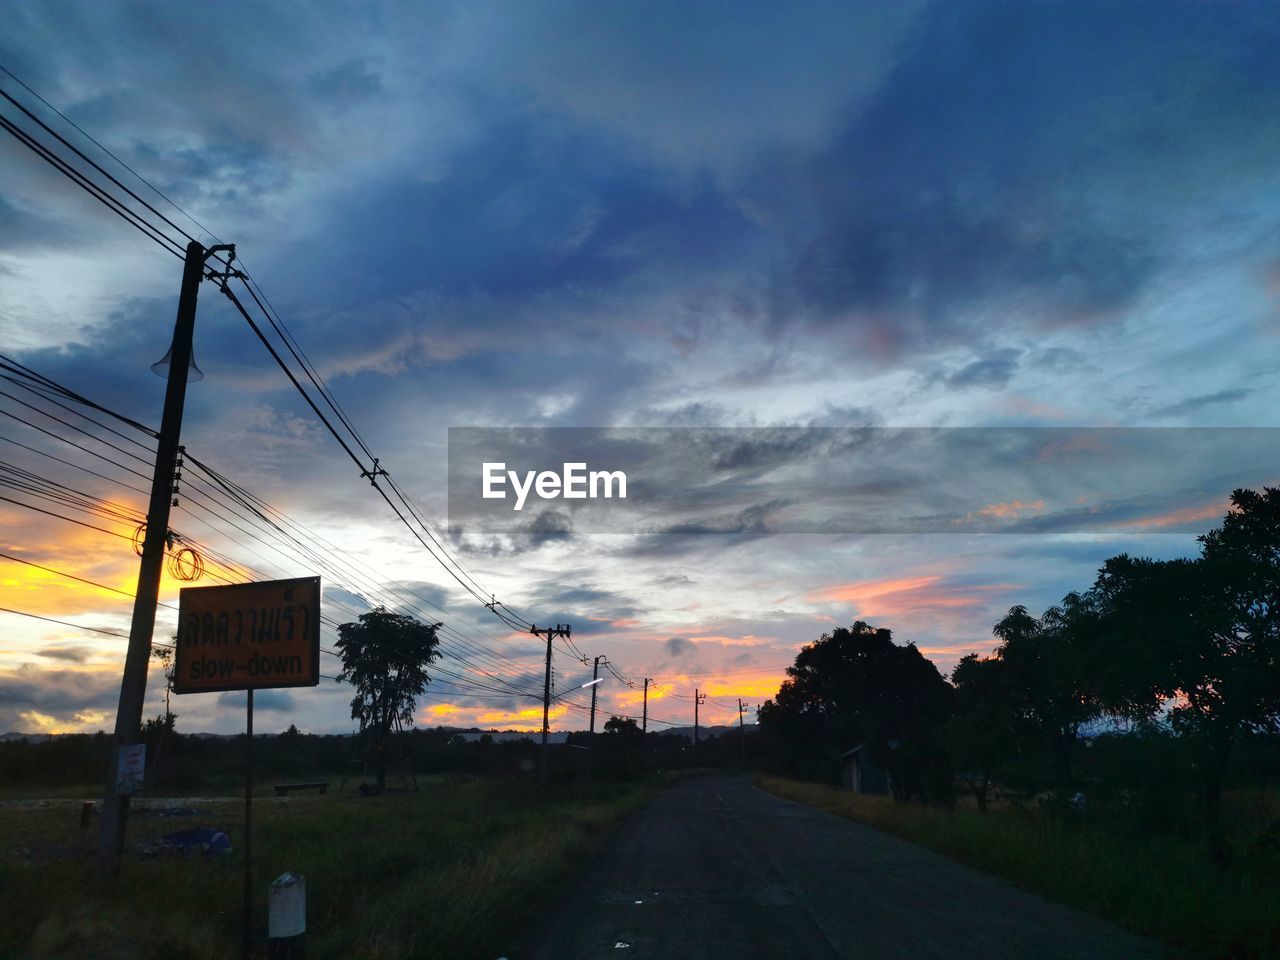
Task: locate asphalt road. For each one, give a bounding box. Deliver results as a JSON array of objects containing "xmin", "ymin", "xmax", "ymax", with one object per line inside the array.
[{"xmin": 510, "ymin": 774, "xmax": 1179, "ymax": 960}]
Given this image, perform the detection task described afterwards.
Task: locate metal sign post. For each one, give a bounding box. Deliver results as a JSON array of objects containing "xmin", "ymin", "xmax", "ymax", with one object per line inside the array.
[
  {"xmin": 173, "ymin": 575, "xmax": 321, "ymax": 958},
  {"xmin": 243, "ymin": 688, "xmax": 254, "ymax": 960}
]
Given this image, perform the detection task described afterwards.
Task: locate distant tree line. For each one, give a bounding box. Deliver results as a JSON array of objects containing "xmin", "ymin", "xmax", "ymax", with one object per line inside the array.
[{"xmin": 758, "ymin": 487, "xmax": 1280, "ymax": 863}]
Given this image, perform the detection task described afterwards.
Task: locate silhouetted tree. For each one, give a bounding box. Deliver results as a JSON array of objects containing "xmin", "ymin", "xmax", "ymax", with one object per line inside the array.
[
  {"xmin": 759, "ymin": 621, "xmax": 954, "ymax": 801},
  {"xmin": 993, "ymin": 599, "xmax": 1100, "ymax": 793},
  {"xmin": 949, "ymin": 653, "xmax": 1025, "ymax": 812},
  {"xmin": 603, "ymin": 716, "xmax": 642, "ymax": 738},
  {"xmin": 1092, "ymin": 488, "xmax": 1280, "ymax": 861},
  {"xmin": 335, "ymin": 607, "xmax": 442, "ymax": 789},
  {"xmin": 150, "ymin": 643, "xmax": 177, "ymax": 729}
]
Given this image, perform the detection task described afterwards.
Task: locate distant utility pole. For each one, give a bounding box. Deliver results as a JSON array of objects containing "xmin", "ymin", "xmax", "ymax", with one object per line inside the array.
[
  {"xmin": 694, "ymin": 689, "xmax": 706, "ymax": 753},
  {"xmin": 738, "ymin": 699, "xmax": 747, "ymax": 763},
  {"xmin": 588, "ymin": 656, "xmax": 603, "ymax": 736},
  {"xmin": 98, "ymin": 240, "xmax": 234, "ymax": 877},
  {"xmin": 531, "ymin": 623, "xmax": 571, "ymax": 784},
  {"xmin": 642, "ymin": 677, "xmax": 651, "ymax": 734}
]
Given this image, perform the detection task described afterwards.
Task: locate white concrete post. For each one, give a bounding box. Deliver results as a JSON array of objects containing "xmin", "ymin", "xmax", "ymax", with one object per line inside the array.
[{"xmin": 268, "ymin": 872, "xmax": 306, "ymax": 958}]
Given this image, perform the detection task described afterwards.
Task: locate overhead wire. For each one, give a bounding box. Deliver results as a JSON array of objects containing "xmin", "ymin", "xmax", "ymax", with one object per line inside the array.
[{"xmin": 0, "ymin": 64, "xmax": 597, "ymax": 717}]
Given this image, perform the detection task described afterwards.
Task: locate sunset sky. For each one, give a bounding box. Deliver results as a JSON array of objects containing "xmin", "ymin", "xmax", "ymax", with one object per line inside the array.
[{"xmin": 1, "ymin": 1, "xmax": 1278, "ymax": 736}]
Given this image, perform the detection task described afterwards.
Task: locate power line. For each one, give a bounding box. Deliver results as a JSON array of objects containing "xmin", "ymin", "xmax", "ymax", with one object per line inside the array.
[
  {"xmin": 0, "ymin": 67, "xmax": 569, "ymax": 702},
  {"xmin": 0, "ymin": 604, "xmax": 171, "ymax": 650},
  {"xmin": 0, "ymin": 62, "xmax": 224, "ymax": 246}
]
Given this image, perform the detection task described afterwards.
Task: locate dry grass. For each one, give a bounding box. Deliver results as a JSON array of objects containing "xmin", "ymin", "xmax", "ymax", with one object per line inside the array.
[{"xmin": 0, "ymin": 778, "xmax": 653, "ymax": 959}]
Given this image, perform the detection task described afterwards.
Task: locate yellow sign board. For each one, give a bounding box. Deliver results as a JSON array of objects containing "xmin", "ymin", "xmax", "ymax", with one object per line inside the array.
[{"xmin": 174, "ymin": 576, "xmax": 320, "ymax": 694}]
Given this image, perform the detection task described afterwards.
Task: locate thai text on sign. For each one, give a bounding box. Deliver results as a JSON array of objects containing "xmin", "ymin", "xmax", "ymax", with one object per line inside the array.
[{"xmin": 174, "ymin": 576, "xmax": 320, "ymax": 693}]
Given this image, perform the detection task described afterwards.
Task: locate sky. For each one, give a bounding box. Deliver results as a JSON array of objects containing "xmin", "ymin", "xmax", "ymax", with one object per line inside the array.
[{"xmin": 1, "ymin": 0, "xmax": 1279, "ymax": 737}]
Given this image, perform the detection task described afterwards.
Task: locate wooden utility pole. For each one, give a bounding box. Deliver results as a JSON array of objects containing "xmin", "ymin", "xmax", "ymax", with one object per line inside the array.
[
  {"xmin": 694, "ymin": 688, "xmax": 706, "ymax": 753},
  {"xmin": 97, "ymin": 240, "xmax": 233, "ymax": 876},
  {"xmin": 738, "ymin": 698, "xmax": 747, "ymax": 763},
  {"xmin": 642, "ymin": 677, "xmax": 650, "ymax": 734},
  {"xmin": 531, "ymin": 623, "xmax": 571, "ymax": 784},
  {"xmin": 588, "ymin": 655, "xmax": 602, "ymax": 736}
]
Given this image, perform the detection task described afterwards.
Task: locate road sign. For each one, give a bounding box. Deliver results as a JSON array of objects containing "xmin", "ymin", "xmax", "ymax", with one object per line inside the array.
[{"xmin": 174, "ymin": 576, "xmax": 320, "ymax": 694}]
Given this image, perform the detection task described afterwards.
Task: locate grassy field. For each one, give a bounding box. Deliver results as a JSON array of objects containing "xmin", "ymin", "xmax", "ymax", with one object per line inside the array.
[
  {"xmin": 0, "ymin": 775, "xmax": 657, "ymax": 959},
  {"xmin": 759, "ymin": 776, "xmax": 1280, "ymax": 960}
]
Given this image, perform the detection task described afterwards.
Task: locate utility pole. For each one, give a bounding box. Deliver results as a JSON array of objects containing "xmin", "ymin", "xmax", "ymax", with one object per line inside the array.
[
  {"xmin": 642, "ymin": 678, "xmax": 650, "ymax": 734},
  {"xmin": 738, "ymin": 699, "xmax": 747, "ymax": 764},
  {"xmin": 694, "ymin": 689, "xmax": 706, "ymax": 754},
  {"xmin": 531, "ymin": 623, "xmax": 571, "ymax": 784},
  {"xmin": 588, "ymin": 656, "xmax": 602, "ymax": 737},
  {"xmin": 97, "ymin": 240, "xmax": 233, "ymax": 877}
]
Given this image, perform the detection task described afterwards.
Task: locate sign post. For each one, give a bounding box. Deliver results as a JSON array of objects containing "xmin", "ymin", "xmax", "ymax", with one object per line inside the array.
[
  {"xmin": 175, "ymin": 576, "xmax": 320, "ymax": 959},
  {"xmin": 244, "ymin": 687, "xmax": 254, "ymax": 960}
]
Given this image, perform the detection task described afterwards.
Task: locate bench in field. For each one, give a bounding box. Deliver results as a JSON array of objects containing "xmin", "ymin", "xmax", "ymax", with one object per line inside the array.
[{"xmin": 273, "ymin": 781, "xmax": 329, "ymax": 797}]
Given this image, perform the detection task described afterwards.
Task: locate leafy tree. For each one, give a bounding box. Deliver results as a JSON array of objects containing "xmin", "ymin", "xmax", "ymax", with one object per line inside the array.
[
  {"xmin": 150, "ymin": 643, "xmax": 177, "ymax": 729},
  {"xmin": 603, "ymin": 716, "xmax": 642, "ymax": 738},
  {"xmin": 758, "ymin": 621, "xmax": 954, "ymax": 801},
  {"xmin": 993, "ymin": 599, "xmax": 1101, "ymax": 793},
  {"xmin": 146, "ymin": 643, "xmax": 179, "ymax": 774},
  {"xmin": 335, "ymin": 606, "xmax": 442, "ymax": 789},
  {"xmin": 1092, "ymin": 488, "xmax": 1280, "ymax": 861},
  {"xmin": 949, "ymin": 653, "xmax": 1024, "ymax": 812}
]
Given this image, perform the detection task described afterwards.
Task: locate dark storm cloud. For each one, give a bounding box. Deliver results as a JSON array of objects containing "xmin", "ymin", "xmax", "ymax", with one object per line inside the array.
[
  {"xmin": 384, "ymin": 581, "xmax": 454, "ymax": 613},
  {"xmin": 1030, "ymin": 347, "xmax": 1091, "ymax": 374},
  {"xmin": 707, "ymin": 426, "xmax": 877, "ymax": 475},
  {"xmin": 763, "ymin": 1, "xmax": 1280, "ymax": 350},
  {"xmin": 35, "ymin": 645, "xmax": 94, "ymax": 663},
  {"xmin": 306, "ymin": 60, "xmax": 384, "ymax": 102},
  {"xmin": 540, "ymin": 586, "xmax": 621, "ymax": 608},
  {"xmin": 934, "ymin": 349, "xmax": 1022, "ymax": 390},
  {"xmin": 451, "ymin": 427, "xmax": 1280, "ymax": 537},
  {"xmin": 324, "ymin": 586, "xmax": 372, "ymax": 612},
  {"xmin": 217, "ymin": 689, "xmax": 295, "ymax": 712},
  {"xmin": 517, "ymin": 580, "xmax": 643, "ymax": 627},
  {"xmin": 0, "ymin": 665, "xmax": 119, "ymax": 730},
  {"xmin": 0, "ymin": 195, "xmax": 71, "ymax": 251},
  {"xmin": 1152, "ymin": 389, "xmax": 1252, "ymax": 419},
  {"xmin": 665, "ymin": 636, "xmax": 694, "ymax": 658},
  {"xmin": 656, "ymin": 499, "xmax": 795, "ymax": 536}
]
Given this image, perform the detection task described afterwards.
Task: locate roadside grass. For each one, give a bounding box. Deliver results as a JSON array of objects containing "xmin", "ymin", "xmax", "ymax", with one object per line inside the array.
[
  {"xmin": 759, "ymin": 776, "xmax": 1280, "ymax": 960},
  {"xmin": 0, "ymin": 776, "xmax": 655, "ymax": 959}
]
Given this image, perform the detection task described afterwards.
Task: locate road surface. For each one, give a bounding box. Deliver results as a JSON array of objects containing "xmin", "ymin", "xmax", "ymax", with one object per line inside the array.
[{"xmin": 510, "ymin": 774, "xmax": 1179, "ymax": 960}]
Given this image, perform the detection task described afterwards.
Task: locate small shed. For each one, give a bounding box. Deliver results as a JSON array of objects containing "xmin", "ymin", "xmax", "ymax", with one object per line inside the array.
[{"xmin": 840, "ymin": 744, "xmax": 891, "ymax": 795}]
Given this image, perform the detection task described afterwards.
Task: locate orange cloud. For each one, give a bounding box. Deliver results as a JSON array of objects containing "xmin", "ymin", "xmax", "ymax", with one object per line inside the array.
[
  {"xmin": 951, "ymin": 499, "xmax": 1047, "ymax": 527},
  {"xmin": 1033, "ymin": 433, "xmax": 1108, "ymax": 463},
  {"xmin": 978, "ymin": 499, "xmax": 1044, "ymax": 519},
  {"xmin": 475, "ymin": 704, "xmax": 567, "ymax": 731},
  {"xmin": 686, "ymin": 634, "xmax": 769, "ymax": 648},
  {"xmin": 806, "ymin": 574, "xmax": 1018, "ymax": 620},
  {"xmin": 700, "ymin": 677, "xmax": 784, "ymax": 700},
  {"xmin": 410, "ymin": 702, "xmax": 572, "ymax": 733},
  {"xmin": 1130, "ymin": 500, "xmax": 1228, "ymax": 530},
  {"xmin": 616, "ymin": 682, "xmax": 674, "ymax": 707}
]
